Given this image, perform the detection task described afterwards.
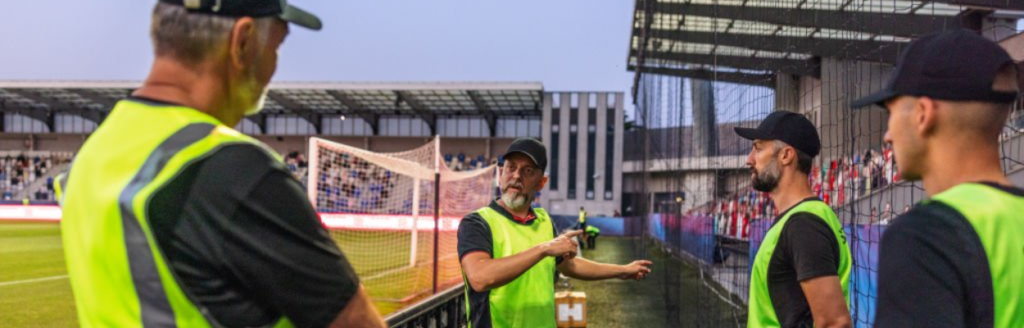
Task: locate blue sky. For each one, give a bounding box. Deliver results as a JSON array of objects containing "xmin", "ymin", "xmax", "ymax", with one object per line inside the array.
[
  {"xmin": 0, "ymin": 1, "xmax": 638, "ymax": 112},
  {"xmin": 1, "ymin": 2, "xmax": 1020, "ymax": 127}
]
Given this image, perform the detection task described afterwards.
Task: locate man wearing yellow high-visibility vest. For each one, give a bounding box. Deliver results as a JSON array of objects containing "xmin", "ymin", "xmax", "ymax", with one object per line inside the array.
[
  {"xmin": 736, "ymin": 111, "xmax": 852, "ymax": 328},
  {"xmin": 577, "ymin": 206, "xmax": 587, "ymax": 247},
  {"xmin": 459, "ymin": 139, "xmax": 653, "ymax": 328},
  {"xmin": 60, "ymin": 1, "xmax": 385, "ymax": 327},
  {"xmin": 854, "ymin": 29, "xmax": 1024, "ymax": 328},
  {"xmin": 577, "ymin": 206, "xmax": 587, "ymax": 229},
  {"xmin": 53, "ymin": 173, "xmax": 66, "ymax": 206}
]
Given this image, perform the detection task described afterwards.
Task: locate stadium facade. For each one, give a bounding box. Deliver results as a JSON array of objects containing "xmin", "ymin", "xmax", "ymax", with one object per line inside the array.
[
  {"xmin": 0, "ymin": 82, "xmax": 624, "ymax": 216},
  {"xmin": 541, "ymin": 92, "xmax": 626, "ymax": 217}
]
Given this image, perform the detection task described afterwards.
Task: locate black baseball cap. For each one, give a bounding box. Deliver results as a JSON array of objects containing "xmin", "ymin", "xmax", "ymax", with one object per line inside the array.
[
  {"xmin": 851, "ymin": 29, "xmax": 1018, "ymax": 109},
  {"xmin": 159, "ymin": 0, "xmax": 322, "ymax": 31},
  {"xmin": 734, "ymin": 111, "xmax": 821, "ymax": 157},
  {"xmin": 503, "ymin": 138, "xmax": 548, "ymax": 170}
]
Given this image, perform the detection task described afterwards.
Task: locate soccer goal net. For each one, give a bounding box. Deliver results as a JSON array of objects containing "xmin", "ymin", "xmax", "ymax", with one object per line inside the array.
[{"xmin": 306, "ymin": 136, "xmax": 496, "ymax": 315}]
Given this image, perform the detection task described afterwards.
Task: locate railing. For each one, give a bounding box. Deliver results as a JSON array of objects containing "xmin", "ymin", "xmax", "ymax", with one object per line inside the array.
[{"xmin": 386, "ymin": 284, "xmax": 466, "ymax": 328}]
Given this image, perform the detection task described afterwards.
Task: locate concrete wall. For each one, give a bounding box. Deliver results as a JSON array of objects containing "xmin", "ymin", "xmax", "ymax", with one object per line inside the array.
[
  {"xmin": 797, "ymin": 75, "xmax": 823, "ymax": 126},
  {"xmin": 623, "ymin": 168, "xmax": 748, "ymax": 215},
  {"xmin": 0, "ymin": 133, "xmax": 89, "ymax": 152},
  {"xmin": 774, "ymin": 73, "xmax": 800, "ymax": 112},
  {"xmin": 786, "ymin": 59, "xmax": 890, "ymax": 165},
  {"xmin": 692, "ymin": 79, "xmax": 718, "ymax": 157},
  {"xmin": 818, "ymin": 58, "xmax": 892, "ymax": 160}
]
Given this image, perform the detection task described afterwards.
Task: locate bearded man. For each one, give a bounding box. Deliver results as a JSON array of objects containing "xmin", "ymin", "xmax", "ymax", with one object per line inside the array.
[
  {"xmin": 457, "ymin": 138, "xmax": 652, "ymax": 328},
  {"xmin": 736, "ymin": 111, "xmax": 853, "ymax": 328}
]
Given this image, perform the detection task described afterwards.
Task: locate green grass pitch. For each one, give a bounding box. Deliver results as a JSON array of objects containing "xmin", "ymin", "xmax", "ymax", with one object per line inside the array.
[
  {"xmin": 0, "ymin": 221, "xmax": 455, "ymax": 324},
  {"xmin": 1, "ymin": 222, "xmax": 741, "ymax": 327}
]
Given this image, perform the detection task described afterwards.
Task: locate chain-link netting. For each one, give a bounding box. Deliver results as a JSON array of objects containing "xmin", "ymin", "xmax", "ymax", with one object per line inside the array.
[
  {"xmin": 629, "ymin": 1, "xmax": 1023, "ymax": 327},
  {"xmin": 307, "ymin": 137, "xmax": 496, "ymax": 316}
]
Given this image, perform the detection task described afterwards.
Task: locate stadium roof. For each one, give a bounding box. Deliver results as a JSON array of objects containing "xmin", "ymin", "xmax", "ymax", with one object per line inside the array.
[
  {"xmin": 0, "ymin": 81, "xmax": 544, "ymax": 135},
  {"xmin": 628, "ymin": 0, "xmax": 1024, "ymax": 90}
]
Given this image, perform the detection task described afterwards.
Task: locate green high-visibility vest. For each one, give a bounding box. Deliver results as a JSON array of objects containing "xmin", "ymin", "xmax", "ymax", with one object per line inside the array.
[
  {"xmin": 929, "ymin": 183, "xmax": 1024, "ymax": 328},
  {"xmin": 463, "ymin": 206, "xmax": 557, "ymax": 328},
  {"xmin": 748, "ymin": 200, "xmax": 851, "ymax": 328},
  {"xmin": 61, "ymin": 99, "xmax": 294, "ymax": 328}
]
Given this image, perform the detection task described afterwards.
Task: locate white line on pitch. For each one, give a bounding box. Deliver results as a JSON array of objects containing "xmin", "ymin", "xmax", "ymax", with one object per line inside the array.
[{"xmin": 0, "ymin": 275, "xmax": 69, "ymax": 287}]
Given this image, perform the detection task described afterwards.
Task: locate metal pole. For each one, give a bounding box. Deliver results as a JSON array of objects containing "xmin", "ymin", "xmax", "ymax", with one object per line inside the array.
[{"xmin": 432, "ymin": 171, "xmax": 441, "ymax": 294}]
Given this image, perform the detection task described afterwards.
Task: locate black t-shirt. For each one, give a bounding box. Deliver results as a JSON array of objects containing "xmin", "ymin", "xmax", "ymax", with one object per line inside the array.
[
  {"xmin": 457, "ymin": 201, "xmax": 561, "ymax": 328},
  {"xmin": 766, "ymin": 197, "xmax": 842, "ymax": 328},
  {"xmin": 875, "ymin": 182, "xmax": 1024, "ymax": 328},
  {"xmin": 147, "ymin": 143, "xmax": 360, "ymax": 328}
]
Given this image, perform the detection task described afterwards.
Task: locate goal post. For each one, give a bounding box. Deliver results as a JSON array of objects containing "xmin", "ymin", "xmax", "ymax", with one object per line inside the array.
[{"xmin": 306, "ymin": 136, "xmax": 497, "ymax": 311}]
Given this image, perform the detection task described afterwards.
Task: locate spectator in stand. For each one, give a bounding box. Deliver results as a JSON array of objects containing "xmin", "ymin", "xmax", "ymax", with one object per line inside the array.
[
  {"xmin": 862, "ymin": 150, "xmax": 874, "ymax": 195},
  {"xmin": 872, "ymin": 149, "xmax": 885, "ymax": 189},
  {"xmin": 880, "ymin": 203, "xmax": 894, "ymax": 225},
  {"xmin": 882, "ymin": 145, "xmax": 895, "ymax": 185},
  {"xmin": 455, "ymin": 152, "xmax": 466, "ymax": 171}
]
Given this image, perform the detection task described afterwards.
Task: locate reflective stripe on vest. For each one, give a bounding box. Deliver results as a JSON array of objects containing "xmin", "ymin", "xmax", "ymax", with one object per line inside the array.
[
  {"xmin": 747, "ymin": 200, "xmax": 851, "ymax": 328},
  {"xmin": 54, "ymin": 172, "xmax": 67, "ymax": 206},
  {"xmin": 462, "ymin": 206, "xmax": 557, "ymax": 328},
  {"xmin": 61, "ymin": 99, "xmax": 291, "ymax": 328},
  {"xmin": 930, "ymin": 183, "xmax": 1024, "ymax": 328}
]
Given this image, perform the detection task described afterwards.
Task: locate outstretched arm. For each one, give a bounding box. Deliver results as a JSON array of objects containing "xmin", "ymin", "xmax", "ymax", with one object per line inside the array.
[
  {"xmin": 558, "ymin": 257, "xmax": 652, "ymax": 281},
  {"xmin": 462, "ymin": 230, "xmax": 583, "ymax": 292}
]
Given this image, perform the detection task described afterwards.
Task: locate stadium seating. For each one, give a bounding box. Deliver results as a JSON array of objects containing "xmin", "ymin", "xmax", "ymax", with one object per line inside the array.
[
  {"xmin": 0, "ymin": 152, "xmax": 74, "ymax": 202},
  {"xmin": 315, "ymin": 153, "xmax": 405, "ymax": 213},
  {"xmin": 443, "ymin": 153, "xmax": 494, "ymax": 172},
  {"xmin": 285, "ymin": 151, "xmax": 308, "ymax": 185},
  {"xmin": 279, "ymin": 148, "xmax": 497, "ymax": 214},
  {"xmin": 696, "ymin": 143, "xmax": 915, "ymax": 241}
]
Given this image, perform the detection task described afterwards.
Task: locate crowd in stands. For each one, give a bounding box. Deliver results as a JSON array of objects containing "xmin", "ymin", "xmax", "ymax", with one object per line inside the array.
[
  {"xmin": 285, "ymin": 151, "xmax": 308, "ymax": 184},
  {"xmin": 692, "ymin": 144, "xmax": 905, "ymax": 241},
  {"xmin": 699, "ymin": 109, "xmax": 1024, "ymax": 240},
  {"xmin": 444, "ymin": 153, "xmax": 496, "ymax": 172},
  {"xmin": 0, "ymin": 152, "xmax": 74, "ymax": 202},
  {"xmin": 316, "ymin": 152, "xmax": 404, "ymax": 213},
  {"xmin": 310, "ymin": 151, "xmax": 496, "ymax": 214},
  {"xmin": 809, "ymin": 144, "xmax": 899, "ymax": 206}
]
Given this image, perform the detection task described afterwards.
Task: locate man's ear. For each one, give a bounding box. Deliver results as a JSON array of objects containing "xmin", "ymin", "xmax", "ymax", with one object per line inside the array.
[
  {"xmin": 228, "ymin": 17, "xmax": 257, "ymax": 70},
  {"xmin": 778, "ymin": 146, "xmax": 795, "ymax": 167},
  {"xmin": 538, "ymin": 176, "xmax": 549, "ymax": 190},
  {"xmin": 916, "ymin": 96, "xmax": 939, "ymax": 137}
]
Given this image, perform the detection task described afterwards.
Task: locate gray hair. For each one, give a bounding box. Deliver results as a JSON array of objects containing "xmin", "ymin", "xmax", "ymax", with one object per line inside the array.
[
  {"xmin": 771, "ymin": 140, "xmax": 814, "ymax": 174},
  {"xmin": 150, "ymin": 3, "xmax": 275, "ymax": 66}
]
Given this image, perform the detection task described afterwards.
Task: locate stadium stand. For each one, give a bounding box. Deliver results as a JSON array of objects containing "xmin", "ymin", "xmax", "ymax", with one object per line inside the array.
[
  {"xmin": 627, "ymin": 1, "xmax": 1024, "ymax": 327},
  {"xmin": 707, "ymin": 110, "xmax": 1024, "ymax": 242},
  {"xmin": 0, "ymin": 151, "xmax": 73, "ymax": 202},
  {"xmin": 443, "ymin": 153, "xmax": 495, "ymax": 172}
]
